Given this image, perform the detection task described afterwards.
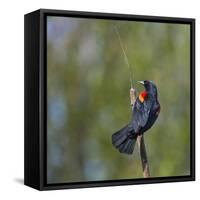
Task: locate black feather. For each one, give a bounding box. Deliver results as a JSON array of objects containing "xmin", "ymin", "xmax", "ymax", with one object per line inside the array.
[
  {"xmin": 120, "ymin": 139, "xmax": 136, "ymax": 154},
  {"xmin": 112, "ymin": 124, "xmax": 136, "ymax": 155},
  {"xmin": 112, "ymin": 125, "xmax": 129, "ymax": 147}
]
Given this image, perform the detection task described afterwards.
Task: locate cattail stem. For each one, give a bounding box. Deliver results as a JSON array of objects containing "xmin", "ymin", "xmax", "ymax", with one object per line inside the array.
[
  {"xmin": 136, "ymin": 135, "xmax": 150, "ymax": 178},
  {"xmin": 130, "ymin": 87, "xmax": 150, "ymax": 178},
  {"xmin": 130, "ymin": 88, "xmax": 136, "ymax": 106}
]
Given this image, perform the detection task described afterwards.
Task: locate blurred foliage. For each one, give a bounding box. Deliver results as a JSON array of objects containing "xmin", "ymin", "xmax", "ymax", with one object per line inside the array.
[{"xmin": 47, "ymin": 16, "xmax": 190, "ymax": 183}]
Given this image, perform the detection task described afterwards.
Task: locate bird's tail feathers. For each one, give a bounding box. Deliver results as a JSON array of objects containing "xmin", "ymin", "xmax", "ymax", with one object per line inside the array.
[{"xmin": 112, "ymin": 125, "xmax": 136, "ymax": 155}]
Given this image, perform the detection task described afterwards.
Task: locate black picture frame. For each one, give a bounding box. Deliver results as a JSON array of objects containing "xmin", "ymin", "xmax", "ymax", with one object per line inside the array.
[{"xmin": 24, "ymin": 9, "xmax": 195, "ymax": 191}]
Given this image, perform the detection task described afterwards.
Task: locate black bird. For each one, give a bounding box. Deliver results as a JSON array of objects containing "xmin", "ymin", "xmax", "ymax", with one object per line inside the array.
[{"xmin": 112, "ymin": 80, "xmax": 160, "ymax": 155}]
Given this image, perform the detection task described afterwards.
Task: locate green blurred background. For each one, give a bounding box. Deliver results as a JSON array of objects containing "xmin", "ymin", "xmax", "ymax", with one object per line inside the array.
[{"xmin": 47, "ymin": 16, "xmax": 190, "ymax": 184}]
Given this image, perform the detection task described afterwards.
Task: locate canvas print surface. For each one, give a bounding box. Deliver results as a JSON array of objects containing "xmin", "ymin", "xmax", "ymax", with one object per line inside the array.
[{"xmin": 47, "ymin": 16, "xmax": 190, "ymax": 184}]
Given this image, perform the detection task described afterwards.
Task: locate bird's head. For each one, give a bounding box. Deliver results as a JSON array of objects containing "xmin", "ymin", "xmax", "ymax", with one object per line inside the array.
[{"xmin": 138, "ymin": 80, "xmax": 158, "ymax": 97}]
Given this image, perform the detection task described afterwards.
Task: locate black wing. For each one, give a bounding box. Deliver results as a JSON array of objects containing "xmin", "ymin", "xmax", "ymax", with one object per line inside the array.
[{"xmin": 131, "ymin": 96, "xmax": 153, "ymax": 133}]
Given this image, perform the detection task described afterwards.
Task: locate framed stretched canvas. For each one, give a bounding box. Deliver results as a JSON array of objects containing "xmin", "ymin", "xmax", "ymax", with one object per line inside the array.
[{"xmin": 24, "ymin": 9, "xmax": 195, "ymax": 190}]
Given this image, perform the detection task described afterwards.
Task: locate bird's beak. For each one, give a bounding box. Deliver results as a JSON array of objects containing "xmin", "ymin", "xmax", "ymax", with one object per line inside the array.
[{"xmin": 138, "ymin": 81, "xmax": 144, "ymax": 85}]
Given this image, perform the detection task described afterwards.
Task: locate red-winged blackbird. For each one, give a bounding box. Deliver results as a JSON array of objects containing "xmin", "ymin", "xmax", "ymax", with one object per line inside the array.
[{"xmin": 112, "ymin": 80, "xmax": 160, "ymax": 155}]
